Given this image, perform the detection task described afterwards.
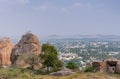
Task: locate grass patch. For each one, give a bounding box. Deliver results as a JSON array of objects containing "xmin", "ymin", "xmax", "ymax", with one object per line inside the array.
[
  {"xmin": 59, "ymin": 73, "xmax": 79, "ymax": 79},
  {"xmin": 0, "ymin": 68, "xmax": 120, "ymax": 79}
]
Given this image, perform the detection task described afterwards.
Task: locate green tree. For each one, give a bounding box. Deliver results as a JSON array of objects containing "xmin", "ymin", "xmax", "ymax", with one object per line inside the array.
[
  {"xmin": 66, "ymin": 62, "xmax": 78, "ymax": 70},
  {"xmin": 41, "ymin": 43, "xmax": 63, "ymax": 72}
]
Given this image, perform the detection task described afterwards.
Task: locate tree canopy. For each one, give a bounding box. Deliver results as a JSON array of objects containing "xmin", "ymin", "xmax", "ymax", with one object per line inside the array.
[{"xmin": 41, "ymin": 43, "xmax": 63, "ymax": 72}]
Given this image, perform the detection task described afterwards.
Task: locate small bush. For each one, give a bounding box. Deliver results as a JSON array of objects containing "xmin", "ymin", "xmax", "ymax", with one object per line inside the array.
[
  {"xmin": 84, "ymin": 66, "xmax": 94, "ymax": 72},
  {"xmin": 66, "ymin": 62, "xmax": 78, "ymax": 70}
]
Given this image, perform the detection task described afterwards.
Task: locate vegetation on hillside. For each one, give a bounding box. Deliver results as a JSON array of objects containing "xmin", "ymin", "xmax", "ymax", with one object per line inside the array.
[
  {"xmin": 0, "ymin": 43, "xmax": 120, "ymax": 79},
  {"xmin": 66, "ymin": 62, "xmax": 78, "ymax": 70},
  {"xmin": 84, "ymin": 66, "xmax": 94, "ymax": 72},
  {"xmin": 40, "ymin": 43, "xmax": 63, "ymax": 72},
  {"xmin": 0, "ymin": 68, "xmax": 120, "ymax": 79}
]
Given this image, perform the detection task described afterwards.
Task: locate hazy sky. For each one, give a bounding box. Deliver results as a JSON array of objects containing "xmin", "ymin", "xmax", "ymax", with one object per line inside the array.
[{"xmin": 0, "ymin": 0, "xmax": 120, "ymax": 37}]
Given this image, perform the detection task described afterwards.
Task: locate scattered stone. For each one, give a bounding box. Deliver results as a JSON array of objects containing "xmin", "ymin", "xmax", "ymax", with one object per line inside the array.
[{"xmin": 50, "ymin": 68, "xmax": 73, "ymax": 76}]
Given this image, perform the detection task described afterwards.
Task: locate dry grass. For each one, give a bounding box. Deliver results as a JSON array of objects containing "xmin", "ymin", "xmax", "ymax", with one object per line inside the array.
[
  {"xmin": 57, "ymin": 72, "xmax": 120, "ymax": 79},
  {"xmin": 0, "ymin": 68, "xmax": 120, "ymax": 79}
]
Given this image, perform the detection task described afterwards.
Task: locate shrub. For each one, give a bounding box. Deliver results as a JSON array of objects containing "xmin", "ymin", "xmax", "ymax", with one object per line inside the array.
[
  {"xmin": 66, "ymin": 62, "xmax": 78, "ymax": 70},
  {"xmin": 84, "ymin": 66, "xmax": 94, "ymax": 72}
]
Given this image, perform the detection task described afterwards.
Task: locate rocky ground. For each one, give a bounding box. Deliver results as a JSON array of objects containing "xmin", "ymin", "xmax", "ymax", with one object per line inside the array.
[{"xmin": 0, "ymin": 68, "xmax": 120, "ymax": 79}]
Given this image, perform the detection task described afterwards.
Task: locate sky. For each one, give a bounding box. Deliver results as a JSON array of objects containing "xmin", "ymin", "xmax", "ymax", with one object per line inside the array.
[{"xmin": 0, "ymin": 0, "xmax": 120, "ymax": 38}]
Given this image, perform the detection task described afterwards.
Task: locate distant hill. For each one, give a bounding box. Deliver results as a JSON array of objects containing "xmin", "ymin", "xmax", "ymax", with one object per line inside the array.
[
  {"xmin": 41, "ymin": 35, "xmax": 120, "ymax": 41},
  {"xmin": 11, "ymin": 34, "xmax": 120, "ymax": 44}
]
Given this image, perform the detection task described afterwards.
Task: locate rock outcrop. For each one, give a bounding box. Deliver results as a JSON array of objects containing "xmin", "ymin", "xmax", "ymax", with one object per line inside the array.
[
  {"xmin": 10, "ymin": 33, "xmax": 41, "ymax": 68},
  {"xmin": 50, "ymin": 68, "xmax": 73, "ymax": 76},
  {"xmin": 0, "ymin": 37, "xmax": 13, "ymax": 67},
  {"xmin": 90, "ymin": 57, "xmax": 120, "ymax": 73}
]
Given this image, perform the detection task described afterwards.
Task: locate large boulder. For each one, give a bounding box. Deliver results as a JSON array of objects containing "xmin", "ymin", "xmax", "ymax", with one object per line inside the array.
[
  {"xmin": 116, "ymin": 61, "xmax": 120, "ymax": 73},
  {"xmin": 0, "ymin": 37, "xmax": 13, "ymax": 67},
  {"xmin": 10, "ymin": 33, "xmax": 41, "ymax": 68}
]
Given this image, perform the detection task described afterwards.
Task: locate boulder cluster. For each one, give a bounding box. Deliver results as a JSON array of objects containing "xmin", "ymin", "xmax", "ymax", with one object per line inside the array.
[
  {"xmin": 0, "ymin": 33, "xmax": 41, "ymax": 68},
  {"xmin": 90, "ymin": 57, "xmax": 120, "ymax": 73}
]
